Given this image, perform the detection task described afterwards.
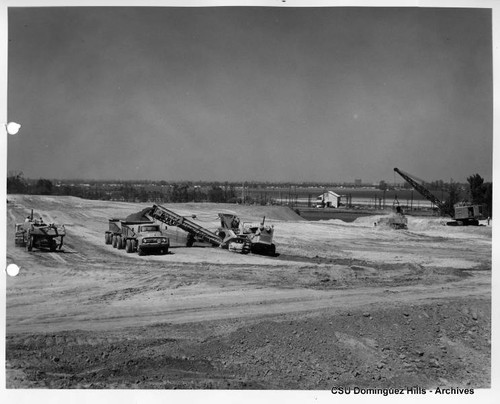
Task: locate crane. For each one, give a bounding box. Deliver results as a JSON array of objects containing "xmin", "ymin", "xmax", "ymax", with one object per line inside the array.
[{"xmin": 393, "ymin": 168, "xmax": 484, "ymax": 226}]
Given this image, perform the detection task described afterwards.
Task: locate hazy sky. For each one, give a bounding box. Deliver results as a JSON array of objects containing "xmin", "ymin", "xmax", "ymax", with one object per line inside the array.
[{"xmin": 6, "ymin": 6, "xmax": 493, "ymax": 183}]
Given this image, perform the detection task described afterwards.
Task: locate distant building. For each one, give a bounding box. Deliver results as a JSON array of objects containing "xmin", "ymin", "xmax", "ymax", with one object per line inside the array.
[
  {"xmin": 316, "ymin": 191, "xmax": 341, "ymax": 208},
  {"xmin": 354, "ymin": 179, "xmax": 362, "ymax": 186}
]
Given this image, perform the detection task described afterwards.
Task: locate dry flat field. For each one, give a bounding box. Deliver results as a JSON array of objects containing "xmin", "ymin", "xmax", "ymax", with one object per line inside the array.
[{"xmin": 5, "ymin": 194, "xmax": 491, "ymax": 389}]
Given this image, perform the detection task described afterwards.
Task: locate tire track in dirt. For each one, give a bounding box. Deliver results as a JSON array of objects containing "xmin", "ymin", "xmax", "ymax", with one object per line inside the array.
[
  {"xmin": 8, "ymin": 209, "xmax": 19, "ymax": 224},
  {"xmin": 48, "ymin": 252, "xmax": 68, "ymax": 264},
  {"xmin": 6, "ymin": 275, "xmax": 489, "ymax": 334},
  {"xmin": 61, "ymin": 246, "xmax": 88, "ymax": 261}
]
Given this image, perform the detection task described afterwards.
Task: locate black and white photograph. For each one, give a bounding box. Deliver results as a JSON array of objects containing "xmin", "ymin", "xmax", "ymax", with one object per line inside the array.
[{"xmin": 1, "ymin": 0, "xmax": 496, "ymax": 402}]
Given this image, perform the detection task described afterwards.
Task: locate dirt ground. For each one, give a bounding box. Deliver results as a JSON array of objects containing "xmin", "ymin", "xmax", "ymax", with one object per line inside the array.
[{"xmin": 4, "ymin": 195, "xmax": 491, "ymax": 390}]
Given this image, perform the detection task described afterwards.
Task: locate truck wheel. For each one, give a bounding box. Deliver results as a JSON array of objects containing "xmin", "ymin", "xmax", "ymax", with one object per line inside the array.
[
  {"xmin": 120, "ymin": 236, "xmax": 126, "ymax": 249},
  {"xmin": 117, "ymin": 236, "xmax": 124, "ymax": 249},
  {"xmin": 105, "ymin": 233, "xmax": 111, "ymax": 244},
  {"xmin": 138, "ymin": 248, "xmax": 144, "ymax": 256},
  {"xmin": 125, "ymin": 239, "xmax": 132, "ymax": 253},
  {"xmin": 112, "ymin": 235, "xmax": 118, "ymax": 248}
]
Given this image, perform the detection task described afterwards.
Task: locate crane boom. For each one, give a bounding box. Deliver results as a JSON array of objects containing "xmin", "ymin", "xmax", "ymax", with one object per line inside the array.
[
  {"xmin": 393, "ymin": 167, "xmax": 484, "ymax": 225},
  {"xmin": 393, "ymin": 168, "xmax": 452, "ymax": 216}
]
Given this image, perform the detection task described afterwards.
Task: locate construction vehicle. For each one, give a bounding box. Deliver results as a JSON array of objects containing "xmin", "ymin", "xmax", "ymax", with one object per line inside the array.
[
  {"xmin": 146, "ymin": 204, "xmax": 277, "ymax": 255},
  {"xmin": 105, "ymin": 220, "xmax": 169, "ymax": 255},
  {"xmin": 147, "ymin": 204, "xmax": 223, "ymax": 247},
  {"xmin": 148, "ymin": 204, "xmax": 252, "ymax": 253},
  {"xmin": 217, "ymin": 213, "xmax": 276, "ymax": 256},
  {"xmin": 376, "ymin": 197, "xmax": 408, "ymax": 229},
  {"xmin": 216, "ymin": 213, "xmax": 251, "ymax": 254},
  {"xmin": 15, "ymin": 210, "xmax": 65, "ymax": 251},
  {"xmin": 394, "ymin": 167, "xmax": 485, "ymax": 225}
]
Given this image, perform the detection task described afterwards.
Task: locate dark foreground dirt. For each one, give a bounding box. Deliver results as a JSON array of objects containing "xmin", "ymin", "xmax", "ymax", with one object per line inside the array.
[{"xmin": 6, "ymin": 297, "xmax": 490, "ymax": 389}]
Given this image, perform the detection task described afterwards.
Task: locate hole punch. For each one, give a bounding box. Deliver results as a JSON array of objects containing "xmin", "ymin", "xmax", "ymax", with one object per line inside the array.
[
  {"xmin": 6, "ymin": 264, "xmax": 20, "ymax": 277},
  {"xmin": 4, "ymin": 122, "xmax": 22, "ymax": 135}
]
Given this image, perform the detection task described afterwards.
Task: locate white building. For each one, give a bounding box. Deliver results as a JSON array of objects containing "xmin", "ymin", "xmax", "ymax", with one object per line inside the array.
[{"xmin": 316, "ymin": 190, "xmax": 341, "ymax": 208}]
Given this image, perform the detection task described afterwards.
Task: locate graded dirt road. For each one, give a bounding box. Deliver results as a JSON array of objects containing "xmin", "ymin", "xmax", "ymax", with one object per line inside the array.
[{"xmin": 5, "ymin": 195, "xmax": 491, "ymax": 389}]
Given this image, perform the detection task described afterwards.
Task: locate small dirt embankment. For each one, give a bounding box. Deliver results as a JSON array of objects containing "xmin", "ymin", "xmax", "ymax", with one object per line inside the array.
[{"xmin": 6, "ymin": 297, "xmax": 489, "ymax": 389}]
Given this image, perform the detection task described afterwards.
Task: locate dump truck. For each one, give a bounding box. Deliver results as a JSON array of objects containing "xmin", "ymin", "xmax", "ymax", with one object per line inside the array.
[
  {"xmin": 15, "ymin": 210, "xmax": 65, "ymax": 251},
  {"xmin": 105, "ymin": 220, "xmax": 169, "ymax": 255}
]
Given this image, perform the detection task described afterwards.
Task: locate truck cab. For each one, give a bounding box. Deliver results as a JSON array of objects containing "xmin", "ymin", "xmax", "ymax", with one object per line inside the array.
[
  {"xmin": 137, "ymin": 224, "xmax": 162, "ymax": 234},
  {"xmin": 135, "ymin": 224, "xmax": 169, "ymax": 255}
]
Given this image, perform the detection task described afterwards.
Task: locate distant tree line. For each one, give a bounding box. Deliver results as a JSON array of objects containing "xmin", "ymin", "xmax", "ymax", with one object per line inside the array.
[
  {"xmin": 7, "ymin": 172, "xmax": 492, "ymax": 217},
  {"xmin": 7, "ymin": 172, "xmax": 53, "ymax": 195},
  {"xmin": 6, "ymin": 172, "xmax": 239, "ymax": 204}
]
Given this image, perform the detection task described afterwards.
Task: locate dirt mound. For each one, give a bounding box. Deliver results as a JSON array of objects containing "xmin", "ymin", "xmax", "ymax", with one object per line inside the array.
[
  {"xmin": 407, "ymin": 217, "xmax": 448, "ymax": 231},
  {"xmin": 178, "ymin": 203, "xmax": 305, "ymax": 222},
  {"xmin": 231, "ymin": 205, "xmax": 304, "ymax": 222},
  {"xmin": 125, "ymin": 207, "xmax": 153, "ymax": 222}
]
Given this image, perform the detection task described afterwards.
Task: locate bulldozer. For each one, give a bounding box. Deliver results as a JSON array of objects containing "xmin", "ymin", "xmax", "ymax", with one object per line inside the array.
[
  {"xmin": 217, "ymin": 213, "xmax": 276, "ymax": 256},
  {"xmin": 376, "ymin": 196, "xmax": 408, "ymax": 230}
]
